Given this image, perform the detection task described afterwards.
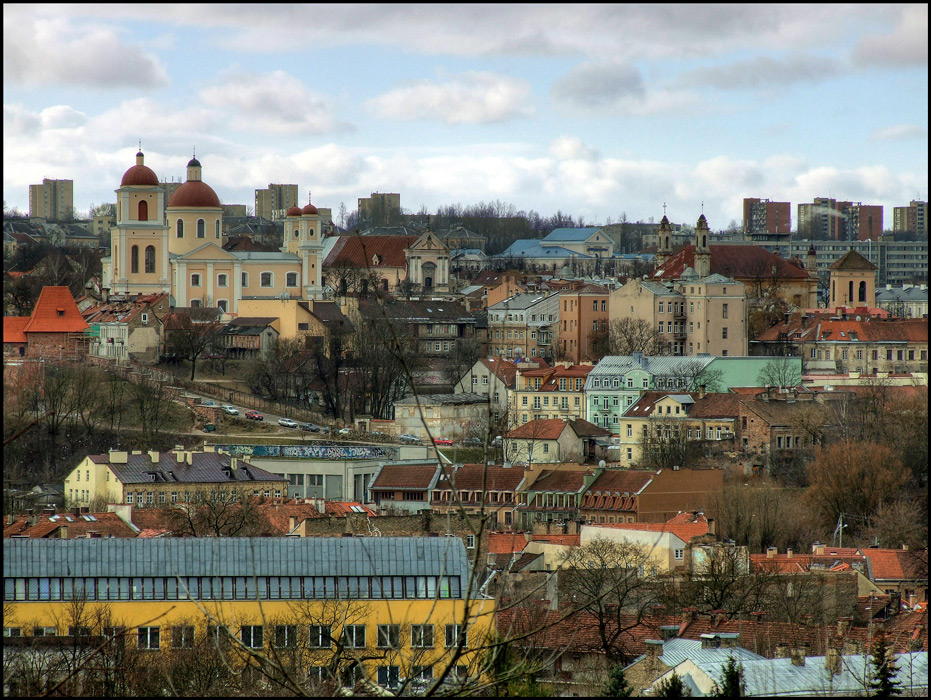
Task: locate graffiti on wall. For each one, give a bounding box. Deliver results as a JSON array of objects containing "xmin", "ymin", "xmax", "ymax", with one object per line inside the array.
[{"xmin": 216, "ymin": 444, "xmax": 398, "ymax": 460}]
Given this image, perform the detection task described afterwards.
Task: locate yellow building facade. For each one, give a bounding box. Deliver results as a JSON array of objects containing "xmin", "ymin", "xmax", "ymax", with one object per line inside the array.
[{"xmin": 3, "ymin": 537, "xmax": 493, "ymax": 693}]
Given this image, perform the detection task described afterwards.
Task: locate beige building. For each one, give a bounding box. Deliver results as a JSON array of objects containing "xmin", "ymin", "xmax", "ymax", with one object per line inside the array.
[
  {"xmin": 392, "ymin": 393, "xmax": 489, "ymax": 441},
  {"xmin": 64, "ymin": 447, "xmax": 288, "ymax": 507},
  {"xmin": 29, "ymin": 178, "xmax": 74, "ymax": 220},
  {"xmin": 610, "ymin": 273, "xmax": 748, "ymax": 357},
  {"xmin": 828, "ymin": 249, "xmax": 876, "ymax": 310},
  {"xmin": 487, "ymin": 292, "xmax": 560, "ymax": 360},
  {"xmin": 358, "ymin": 192, "xmax": 401, "ymax": 227},
  {"xmin": 509, "ymin": 363, "xmax": 593, "ymax": 424},
  {"xmin": 102, "ymin": 152, "xmax": 325, "ymax": 315},
  {"xmin": 255, "ymin": 183, "xmax": 298, "ymax": 220}
]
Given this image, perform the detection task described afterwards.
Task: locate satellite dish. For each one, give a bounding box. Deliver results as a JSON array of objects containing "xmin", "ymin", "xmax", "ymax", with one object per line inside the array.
[{"xmin": 598, "ymin": 460, "xmax": 606, "ymax": 469}]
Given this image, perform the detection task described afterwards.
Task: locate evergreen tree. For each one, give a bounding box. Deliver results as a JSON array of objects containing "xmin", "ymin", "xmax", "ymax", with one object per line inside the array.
[
  {"xmin": 711, "ymin": 656, "xmax": 745, "ymax": 697},
  {"xmin": 869, "ymin": 628, "xmax": 902, "ymax": 697},
  {"xmin": 655, "ymin": 671, "xmax": 691, "ymax": 697},
  {"xmin": 602, "ymin": 663, "xmax": 633, "ymax": 697}
]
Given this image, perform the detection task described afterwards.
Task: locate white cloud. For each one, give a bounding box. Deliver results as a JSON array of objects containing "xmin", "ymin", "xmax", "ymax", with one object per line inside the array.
[
  {"xmin": 852, "ymin": 4, "xmax": 928, "ymax": 67},
  {"xmin": 2, "ymin": 11, "xmax": 168, "ymax": 88},
  {"xmin": 200, "ymin": 70, "xmax": 346, "ymax": 135},
  {"xmin": 871, "ymin": 124, "xmax": 928, "ymax": 142},
  {"xmin": 366, "ymin": 72, "xmax": 533, "ymax": 124}
]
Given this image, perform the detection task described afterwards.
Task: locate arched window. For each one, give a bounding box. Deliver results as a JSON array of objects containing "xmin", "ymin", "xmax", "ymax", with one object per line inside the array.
[
  {"xmin": 197, "ymin": 219, "xmax": 205, "ymax": 238},
  {"xmin": 138, "ymin": 200, "xmax": 148, "ymax": 221},
  {"xmin": 858, "ymin": 281, "xmax": 867, "ymax": 303},
  {"xmin": 294, "ymin": 229, "xmax": 300, "ymax": 239},
  {"xmin": 130, "ymin": 245, "xmax": 139, "ymax": 274},
  {"xmin": 848, "ymin": 281, "xmax": 854, "ymax": 303},
  {"xmin": 144, "ymin": 245, "xmax": 155, "ymax": 273},
  {"xmin": 215, "ymin": 220, "xmax": 220, "ymax": 238},
  {"xmin": 176, "ymin": 219, "xmax": 184, "ymax": 238},
  {"xmin": 702, "ymin": 235, "xmax": 707, "ymax": 248}
]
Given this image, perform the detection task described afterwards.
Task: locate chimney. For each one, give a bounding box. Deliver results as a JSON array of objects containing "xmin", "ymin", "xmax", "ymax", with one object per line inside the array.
[
  {"xmin": 148, "ymin": 451, "xmax": 159, "ymax": 463},
  {"xmin": 750, "ymin": 611, "xmax": 765, "ymax": 623},
  {"xmin": 681, "ymin": 607, "xmax": 697, "ymax": 626},
  {"xmin": 186, "ymin": 452, "xmax": 193, "ymax": 465},
  {"xmin": 901, "ymin": 543, "xmax": 909, "ymax": 551},
  {"xmin": 699, "ymin": 384, "xmax": 706, "ymax": 400},
  {"xmin": 813, "ymin": 542, "xmax": 825, "ymax": 556},
  {"xmin": 315, "ymin": 498, "xmax": 326, "ymax": 514},
  {"xmin": 825, "ymin": 647, "xmax": 842, "ymax": 676},
  {"xmin": 644, "ymin": 639, "xmax": 663, "ymax": 666},
  {"xmin": 790, "ymin": 645, "xmax": 808, "ymax": 667},
  {"xmin": 719, "ymin": 633, "xmax": 740, "ymax": 649},
  {"xmin": 5, "ymin": 513, "xmax": 13, "ymax": 526},
  {"xmin": 707, "ymin": 517, "xmax": 716, "ymax": 536},
  {"xmin": 766, "ymin": 546, "xmax": 778, "ymax": 559},
  {"xmin": 60, "ymin": 525, "xmax": 69, "ymax": 540},
  {"xmin": 786, "ymin": 547, "xmax": 793, "ymax": 558},
  {"xmin": 837, "ymin": 617, "xmax": 853, "ymax": 636},
  {"xmin": 774, "ymin": 644, "xmax": 790, "ymax": 659},
  {"xmin": 660, "ymin": 625, "xmax": 680, "ymax": 641},
  {"xmin": 108, "ymin": 450, "xmax": 128, "ymax": 464},
  {"xmin": 711, "ymin": 610, "xmax": 727, "ymax": 627},
  {"xmin": 289, "ymin": 515, "xmax": 298, "ymax": 532},
  {"xmin": 230, "ymin": 458, "xmax": 239, "ymax": 472},
  {"xmin": 701, "ymin": 634, "xmax": 721, "ymax": 649}
]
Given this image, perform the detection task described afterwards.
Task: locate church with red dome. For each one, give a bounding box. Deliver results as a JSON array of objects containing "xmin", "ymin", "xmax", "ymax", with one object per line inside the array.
[{"xmin": 102, "ymin": 150, "xmax": 326, "ymax": 315}]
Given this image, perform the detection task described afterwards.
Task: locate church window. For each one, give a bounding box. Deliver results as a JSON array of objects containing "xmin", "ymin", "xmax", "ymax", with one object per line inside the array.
[
  {"xmin": 176, "ymin": 219, "xmax": 184, "ymax": 238},
  {"xmin": 131, "ymin": 245, "xmax": 139, "ymax": 274},
  {"xmin": 215, "ymin": 220, "xmax": 220, "ymax": 238},
  {"xmin": 217, "ymin": 300, "xmax": 228, "ymax": 313},
  {"xmin": 144, "ymin": 246, "xmax": 155, "ymax": 273},
  {"xmin": 295, "ymin": 229, "xmax": 300, "ymax": 239},
  {"xmin": 191, "ymin": 274, "xmax": 201, "ymax": 287},
  {"xmin": 217, "ymin": 274, "xmax": 228, "ymax": 287},
  {"xmin": 197, "ymin": 219, "xmax": 205, "ymax": 238},
  {"xmin": 260, "ymin": 272, "xmax": 273, "ymax": 288},
  {"xmin": 858, "ymin": 281, "xmax": 866, "ymax": 303},
  {"xmin": 286, "ymin": 272, "xmax": 298, "ymax": 287},
  {"xmin": 138, "ymin": 200, "xmax": 148, "ymax": 221},
  {"xmin": 241, "ymin": 272, "xmax": 249, "ymax": 287}
]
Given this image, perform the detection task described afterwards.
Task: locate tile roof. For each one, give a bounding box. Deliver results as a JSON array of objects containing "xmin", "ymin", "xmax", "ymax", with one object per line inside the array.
[
  {"xmin": 568, "ymin": 418, "xmax": 612, "ymax": 438},
  {"xmin": 582, "ymin": 469, "xmax": 655, "ymax": 501},
  {"xmin": 530, "ymin": 534, "xmax": 580, "ymax": 546},
  {"xmin": 754, "ymin": 316, "xmax": 928, "ymax": 344},
  {"xmin": 505, "ymin": 418, "xmax": 569, "ymax": 440},
  {"xmin": 436, "ymin": 464, "xmax": 526, "ymax": 492},
  {"xmin": 829, "ymin": 249, "xmax": 876, "ymax": 270},
  {"xmin": 749, "ymin": 552, "xmax": 870, "ymax": 575},
  {"xmin": 3, "ymin": 512, "xmax": 137, "ymax": 539},
  {"xmin": 487, "ymin": 532, "xmax": 530, "ymax": 554},
  {"xmin": 323, "ymin": 234, "xmax": 418, "ymax": 269},
  {"xmin": 527, "ymin": 467, "xmax": 590, "ymax": 493},
  {"xmin": 652, "ymin": 244, "xmax": 810, "ymax": 281},
  {"xmin": 3, "ymin": 317, "xmax": 29, "ymax": 343},
  {"xmin": 90, "ymin": 451, "xmax": 287, "ymax": 486},
  {"xmin": 22, "ymin": 286, "xmax": 89, "ymax": 334},
  {"xmin": 589, "ymin": 513, "xmax": 710, "ymax": 543},
  {"xmin": 623, "ymin": 391, "xmax": 741, "ymax": 420},
  {"xmin": 369, "ymin": 463, "xmax": 439, "ymax": 490},
  {"xmin": 356, "ymin": 298, "xmax": 474, "ymax": 323},
  {"xmin": 861, "ymin": 548, "xmax": 928, "ymax": 581}
]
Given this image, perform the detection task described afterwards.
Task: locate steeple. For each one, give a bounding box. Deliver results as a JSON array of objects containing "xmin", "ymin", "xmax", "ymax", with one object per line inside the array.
[
  {"xmin": 656, "ymin": 207, "xmax": 673, "ymax": 266},
  {"xmin": 694, "ymin": 214, "xmax": 711, "ymax": 277}
]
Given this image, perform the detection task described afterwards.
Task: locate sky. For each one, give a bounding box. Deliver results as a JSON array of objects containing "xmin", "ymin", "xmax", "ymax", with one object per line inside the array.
[{"xmin": 3, "ymin": 4, "xmax": 928, "ymax": 230}]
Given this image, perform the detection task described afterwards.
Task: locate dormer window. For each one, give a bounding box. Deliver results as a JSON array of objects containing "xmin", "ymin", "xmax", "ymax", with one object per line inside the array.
[
  {"xmin": 56, "ymin": 308, "xmax": 65, "ymax": 316},
  {"xmin": 372, "ymin": 254, "xmax": 381, "ymax": 265}
]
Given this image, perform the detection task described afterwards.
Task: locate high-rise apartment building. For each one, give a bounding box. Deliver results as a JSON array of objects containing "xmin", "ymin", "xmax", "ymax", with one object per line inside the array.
[
  {"xmin": 797, "ymin": 198, "xmax": 883, "ymax": 241},
  {"xmin": 255, "ymin": 183, "xmax": 299, "ymax": 220},
  {"xmin": 358, "ymin": 192, "xmax": 401, "ymax": 227},
  {"xmin": 28, "ymin": 178, "xmax": 74, "ymax": 220},
  {"xmin": 742, "ymin": 198, "xmax": 791, "ymax": 236},
  {"xmin": 893, "ymin": 200, "xmax": 928, "ymax": 237}
]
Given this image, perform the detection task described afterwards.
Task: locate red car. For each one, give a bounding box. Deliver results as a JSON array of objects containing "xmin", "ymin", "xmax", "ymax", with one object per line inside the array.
[
  {"xmin": 433, "ymin": 437, "xmax": 453, "ymax": 446},
  {"xmin": 244, "ymin": 410, "xmax": 264, "ymax": 421}
]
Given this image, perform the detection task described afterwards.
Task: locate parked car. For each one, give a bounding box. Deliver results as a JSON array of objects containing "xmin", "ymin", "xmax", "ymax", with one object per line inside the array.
[
  {"xmin": 299, "ymin": 422, "xmax": 321, "ymax": 432},
  {"xmin": 337, "ymin": 427, "xmax": 352, "ymax": 435},
  {"xmin": 492, "ymin": 435, "xmax": 503, "ymax": 447},
  {"xmin": 199, "ymin": 399, "xmax": 217, "ymax": 407},
  {"xmin": 370, "ymin": 430, "xmax": 388, "ymax": 438},
  {"xmin": 222, "ymin": 405, "xmax": 239, "ymax": 415},
  {"xmin": 433, "ymin": 437, "xmax": 454, "ymax": 446},
  {"xmin": 244, "ymin": 410, "xmax": 263, "ymax": 421},
  {"xmin": 461, "ymin": 437, "xmax": 483, "ymax": 447},
  {"xmin": 278, "ymin": 418, "xmax": 298, "ymax": 428},
  {"xmin": 399, "ymin": 433, "xmax": 421, "ymax": 444}
]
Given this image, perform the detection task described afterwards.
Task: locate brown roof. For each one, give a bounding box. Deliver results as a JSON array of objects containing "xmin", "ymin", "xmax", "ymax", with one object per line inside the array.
[
  {"xmin": 569, "ymin": 418, "xmax": 612, "ymax": 438},
  {"xmin": 754, "ymin": 316, "xmax": 928, "ymax": 344},
  {"xmin": 3, "ymin": 317, "xmax": 29, "ymax": 343},
  {"xmin": 487, "ymin": 532, "xmax": 530, "ymax": 554},
  {"xmin": 324, "ymin": 234, "xmax": 418, "ymax": 269},
  {"xmin": 167, "ymin": 180, "xmax": 222, "ymax": 208},
  {"xmin": 4, "ymin": 512, "xmax": 137, "ymax": 539},
  {"xmin": 506, "ymin": 418, "xmax": 569, "ymax": 440},
  {"xmin": 436, "ymin": 464, "xmax": 525, "ymax": 492},
  {"xmin": 528, "ymin": 467, "xmax": 589, "ymax": 493},
  {"xmin": 861, "ymin": 548, "xmax": 928, "ymax": 582},
  {"xmin": 653, "ymin": 244, "xmax": 810, "ymax": 281},
  {"xmin": 22, "ymin": 286, "xmax": 89, "ymax": 334},
  {"xmin": 591, "ymin": 513, "xmax": 710, "ymax": 543},
  {"xmin": 583, "ymin": 469, "xmax": 654, "ymax": 496},
  {"xmin": 829, "ymin": 249, "xmax": 876, "ymax": 271},
  {"xmin": 370, "ymin": 463, "xmax": 438, "ymax": 490}
]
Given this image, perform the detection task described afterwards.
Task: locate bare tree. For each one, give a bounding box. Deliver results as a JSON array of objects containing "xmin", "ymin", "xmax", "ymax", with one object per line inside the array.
[
  {"xmin": 638, "ymin": 417, "xmax": 691, "ymax": 470},
  {"xmin": 757, "ymin": 356, "xmax": 802, "ymax": 389},
  {"xmin": 165, "ymin": 490, "xmax": 273, "ymax": 537},
  {"xmin": 166, "ymin": 312, "xmax": 223, "ymax": 381}
]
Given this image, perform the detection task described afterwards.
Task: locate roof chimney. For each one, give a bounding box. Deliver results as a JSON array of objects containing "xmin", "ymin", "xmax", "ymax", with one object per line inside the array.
[
  {"xmin": 825, "ymin": 647, "xmax": 842, "ymax": 676},
  {"xmin": 711, "ymin": 610, "xmax": 727, "ymax": 627},
  {"xmin": 837, "ymin": 617, "xmax": 853, "ymax": 636},
  {"xmin": 59, "ymin": 525, "xmax": 69, "ymax": 540},
  {"xmin": 644, "ymin": 639, "xmax": 663, "ymax": 666},
  {"xmin": 774, "ymin": 644, "xmax": 790, "ymax": 658},
  {"xmin": 786, "ymin": 547, "xmax": 793, "ymax": 558},
  {"xmin": 813, "ymin": 542, "xmax": 825, "ymax": 556},
  {"xmin": 766, "ymin": 546, "xmax": 778, "ymax": 559},
  {"xmin": 289, "ymin": 515, "xmax": 299, "ymax": 532},
  {"xmin": 790, "ymin": 645, "xmax": 808, "ymax": 667},
  {"xmin": 315, "ymin": 498, "xmax": 326, "ymax": 514},
  {"xmin": 148, "ymin": 451, "xmax": 159, "ymax": 464}
]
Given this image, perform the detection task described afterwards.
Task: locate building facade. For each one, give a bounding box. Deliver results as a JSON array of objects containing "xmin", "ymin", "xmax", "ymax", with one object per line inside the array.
[
  {"xmin": 742, "ymin": 198, "xmax": 791, "ymax": 236},
  {"xmin": 254, "ymin": 183, "xmax": 299, "ymax": 220},
  {"xmin": 557, "ymin": 285, "xmax": 610, "ymax": 362},
  {"xmin": 893, "ymin": 200, "xmax": 928, "ymax": 238},
  {"xmin": 487, "ymin": 292, "xmax": 559, "ymax": 360},
  {"xmin": 28, "ymin": 178, "xmax": 74, "ymax": 220}
]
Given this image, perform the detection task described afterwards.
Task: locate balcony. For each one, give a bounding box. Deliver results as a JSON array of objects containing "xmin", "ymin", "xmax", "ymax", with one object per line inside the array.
[{"xmin": 672, "ymin": 309, "xmax": 686, "ymax": 320}]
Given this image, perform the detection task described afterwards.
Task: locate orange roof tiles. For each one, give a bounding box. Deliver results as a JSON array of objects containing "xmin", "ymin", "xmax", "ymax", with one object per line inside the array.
[
  {"xmin": 506, "ymin": 418, "xmax": 568, "ymax": 440},
  {"xmin": 436, "ymin": 464, "xmax": 525, "ymax": 492},
  {"xmin": 488, "ymin": 532, "xmax": 530, "ymax": 554},
  {"xmin": 3, "ymin": 317, "xmax": 29, "ymax": 343},
  {"xmin": 324, "ymin": 234, "xmax": 418, "ymax": 269},
  {"xmin": 531, "ymin": 534, "xmax": 580, "ymax": 546},
  {"xmin": 862, "ymin": 548, "xmax": 926, "ymax": 581},
  {"xmin": 370, "ymin": 463, "xmax": 438, "ymax": 490},
  {"xmin": 592, "ymin": 517, "xmax": 710, "ymax": 544},
  {"xmin": 3, "ymin": 512, "xmax": 137, "ymax": 539},
  {"xmin": 22, "ymin": 286, "xmax": 89, "ymax": 334},
  {"xmin": 653, "ymin": 244, "xmax": 811, "ymax": 281}
]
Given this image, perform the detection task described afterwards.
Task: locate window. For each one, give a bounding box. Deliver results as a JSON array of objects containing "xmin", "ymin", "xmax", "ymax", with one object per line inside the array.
[
  {"xmin": 411, "ymin": 665, "xmax": 434, "ymax": 683},
  {"xmin": 33, "ymin": 626, "xmax": 57, "ymax": 637},
  {"xmin": 241, "ymin": 625, "xmax": 263, "ymax": 648},
  {"xmin": 171, "ymin": 626, "xmax": 194, "ymax": 648},
  {"xmin": 309, "ymin": 625, "xmax": 331, "ymax": 648},
  {"xmin": 377, "ymin": 666, "xmax": 400, "ymax": 689},
  {"xmin": 275, "ymin": 625, "xmax": 298, "ymax": 648},
  {"xmin": 260, "ymin": 272, "xmax": 273, "ymax": 287},
  {"xmin": 191, "ymin": 273, "xmax": 201, "ymax": 287},
  {"xmin": 466, "ymin": 534, "xmax": 475, "ymax": 549},
  {"xmin": 286, "ymin": 272, "xmax": 298, "ymax": 287},
  {"xmin": 138, "ymin": 626, "xmax": 160, "ymax": 650},
  {"xmin": 217, "ymin": 273, "xmax": 228, "ymax": 287},
  {"xmin": 176, "ymin": 219, "xmax": 184, "ymax": 238},
  {"xmin": 377, "ymin": 624, "xmax": 400, "ymax": 649},
  {"xmin": 343, "ymin": 625, "xmax": 366, "ymax": 648},
  {"xmin": 411, "ymin": 625, "xmax": 434, "ymax": 648},
  {"xmin": 659, "ymin": 302, "xmax": 665, "ymax": 313},
  {"xmin": 674, "ymin": 549, "xmax": 684, "ymax": 560},
  {"xmin": 446, "ymin": 624, "xmax": 467, "ymax": 648},
  {"xmin": 197, "ymin": 219, "xmax": 205, "ymax": 238},
  {"xmin": 217, "ymin": 299, "xmax": 227, "ymax": 313},
  {"xmin": 722, "ymin": 303, "xmax": 728, "ymax": 319},
  {"xmin": 722, "ymin": 327, "xmax": 728, "ymax": 340},
  {"xmin": 206, "ymin": 625, "xmax": 230, "ymax": 648},
  {"xmin": 215, "ymin": 220, "xmax": 220, "ymax": 238},
  {"xmin": 131, "ymin": 245, "xmax": 139, "ymax": 273},
  {"xmin": 138, "ymin": 199, "xmax": 148, "ymax": 221},
  {"xmin": 144, "ymin": 245, "xmax": 155, "ymax": 273},
  {"xmin": 241, "ymin": 272, "xmax": 249, "ymax": 287},
  {"xmin": 3, "ymin": 627, "xmax": 22, "ymax": 637}
]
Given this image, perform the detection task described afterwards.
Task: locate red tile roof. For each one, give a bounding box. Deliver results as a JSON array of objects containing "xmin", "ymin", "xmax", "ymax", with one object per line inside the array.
[
  {"xmin": 488, "ymin": 532, "xmax": 530, "ymax": 554},
  {"xmin": 653, "ymin": 244, "xmax": 811, "ymax": 281},
  {"xmin": 436, "ymin": 464, "xmax": 526, "ymax": 492},
  {"xmin": 755, "ymin": 316, "xmax": 928, "ymax": 344},
  {"xmin": 829, "ymin": 249, "xmax": 876, "ymax": 270},
  {"xmin": 324, "ymin": 234, "xmax": 418, "ymax": 269},
  {"xmin": 3, "ymin": 317, "xmax": 29, "ymax": 343},
  {"xmin": 861, "ymin": 548, "xmax": 927, "ymax": 581},
  {"xmin": 3, "ymin": 512, "xmax": 137, "ymax": 539},
  {"xmin": 370, "ymin": 463, "xmax": 438, "ymax": 490},
  {"xmin": 506, "ymin": 418, "xmax": 568, "ymax": 440},
  {"xmin": 22, "ymin": 286, "xmax": 89, "ymax": 333},
  {"xmin": 531, "ymin": 534, "xmax": 580, "ymax": 546},
  {"xmin": 590, "ymin": 513, "xmax": 710, "ymax": 543},
  {"xmin": 528, "ymin": 467, "xmax": 590, "ymax": 493},
  {"xmin": 583, "ymin": 469, "xmax": 654, "ymax": 497}
]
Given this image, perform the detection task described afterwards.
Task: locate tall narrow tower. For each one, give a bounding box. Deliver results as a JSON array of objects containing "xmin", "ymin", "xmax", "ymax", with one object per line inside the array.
[{"xmin": 694, "ymin": 214, "xmax": 712, "ymax": 278}]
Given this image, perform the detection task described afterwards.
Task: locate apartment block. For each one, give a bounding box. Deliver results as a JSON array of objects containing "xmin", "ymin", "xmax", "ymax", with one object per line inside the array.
[
  {"xmin": 255, "ymin": 183, "xmax": 299, "ymax": 220},
  {"xmin": 487, "ymin": 292, "xmax": 559, "ymax": 360},
  {"xmin": 28, "ymin": 178, "xmax": 74, "ymax": 220},
  {"xmin": 797, "ymin": 198, "xmax": 883, "ymax": 241},
  {"xmin": 557, "ymin": 284, "xmax": 610, "ymax": 362},
  {"xmin": 742, "ymin": 198, "xmax": 791, "ymax": 236},
  {"xmin": 893, "ymin": 200, "xmax": 928, "ymax": 238},
  {"xmin": 358, "ymin": 192, "xmax": 401, "ymax": 227}
]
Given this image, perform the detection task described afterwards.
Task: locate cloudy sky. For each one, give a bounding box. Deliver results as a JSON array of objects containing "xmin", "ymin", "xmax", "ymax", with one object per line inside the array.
[{"xmin": 3, "ymin": 4, "xmax": 927, "ymax": 229}]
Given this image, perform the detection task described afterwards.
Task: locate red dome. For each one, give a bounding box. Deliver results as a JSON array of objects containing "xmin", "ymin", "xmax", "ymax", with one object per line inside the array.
[
  {"xmin": 167, "ymin": 180, "xmax": 221, "ymax": 208},
  {"xmin": 302, "ymin": 203, "xmax": 318, "ymax": 215},
  {"xmin": 286, "ymin": 206, "xmax": 303, "ymax": 217},
  {"xmin": 120, "ymin": 164, "xmax": 159, "ymax": 187}
]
